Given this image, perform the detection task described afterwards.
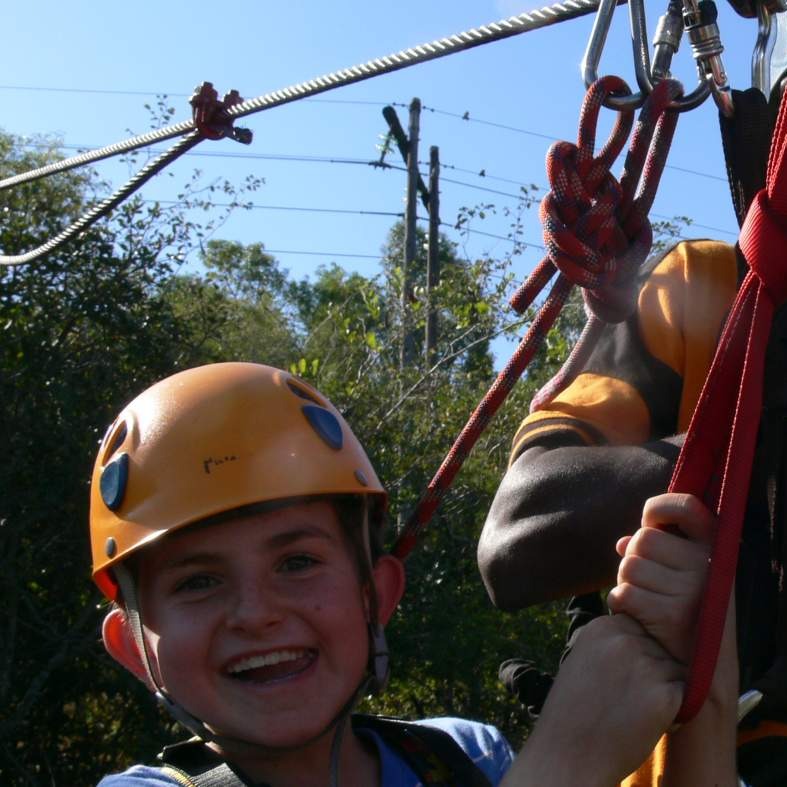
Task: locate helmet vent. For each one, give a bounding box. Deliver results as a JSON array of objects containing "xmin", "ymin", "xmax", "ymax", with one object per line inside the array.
[
  {"xmin": 102, "ymin": 421, "xmax": 128, "ymax": 463},
  {"xmin": 286, "ymin": 380, "xmax": 321, "ymax": 405},
  {"xmin": 100, "ymin": 452, "xmax": 129, "ymax": 511},
  {"xmin": 302, "ymin": 405, "xmax": 343, "ymax": 450}
]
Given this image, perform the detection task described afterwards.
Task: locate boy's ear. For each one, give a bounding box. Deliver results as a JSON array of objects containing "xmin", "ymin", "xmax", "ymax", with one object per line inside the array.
[
  {"xmin": 102, "ymin": 608, "xmax": 153, "ymax": 688},
  {"xmin": 371, "ymin": 554, "xmax": 406, "ymax": 626}
]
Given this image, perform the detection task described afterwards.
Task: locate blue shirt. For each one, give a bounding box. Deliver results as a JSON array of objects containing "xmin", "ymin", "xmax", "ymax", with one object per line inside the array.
[{"xmin": 97, "ymin": 716, "xmax": 513, "ymax": 786}]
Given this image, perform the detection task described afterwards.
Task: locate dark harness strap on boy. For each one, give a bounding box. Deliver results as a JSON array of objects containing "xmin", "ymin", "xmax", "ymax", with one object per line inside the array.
[{"xmin": 157, "ymin": 715, "xmax": 492, "ymax": 787}]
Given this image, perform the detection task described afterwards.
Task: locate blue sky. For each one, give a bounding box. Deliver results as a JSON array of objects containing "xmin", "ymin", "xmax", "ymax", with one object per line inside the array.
[{"xmin": 2, "ymin": 0, "xmax": 760, "ymax": 360}]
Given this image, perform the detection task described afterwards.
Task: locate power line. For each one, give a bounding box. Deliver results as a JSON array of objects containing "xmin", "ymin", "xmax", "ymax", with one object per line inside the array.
[
  {"xmin": 402, "ymin": 101, "xmax": 557, "ymax": 142},
  {"xmin": 400, "ymin": 101, "xmax": 729, "ymax": 184},
  {"xmin": 0, "ymin": 84, "xmax": 391, "ymax": 109},
  {"xmin": 150, "ymin": 197, "xmax": 542, "ymax": 247},
  {"xmin": 20, "ymin": 140, "xmax": 541, "ymax": 202},
  {"xmin": 54, "ymin": 142, "xmax": 735, "ymax": 235},
  {"xmin": 7, "ymin": 85, "xmax": 728, "ymax": 185},
  {"xmin": 256, "ymin": 248, "xmax": 380, "ymax": 260},
  {"xmin": 26, "ymin": 139, "xmax": 531, "ymax": 189},
  {"xmin": 21, "ymin": 140, "xmax": 737, "ymax": 238},
  {"xmin": 153, "ymin": 198, "xmax": 402, "ymax": 219},
  {"xmin": 33, "ymin": 142, "xmax": 374, "ymax": 167}
]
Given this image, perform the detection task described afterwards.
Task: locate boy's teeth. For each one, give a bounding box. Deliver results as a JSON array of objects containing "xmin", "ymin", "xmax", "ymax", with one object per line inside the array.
[{"xmin": 228, "ymin": 650, "xmax": 306, "ymax": 674}]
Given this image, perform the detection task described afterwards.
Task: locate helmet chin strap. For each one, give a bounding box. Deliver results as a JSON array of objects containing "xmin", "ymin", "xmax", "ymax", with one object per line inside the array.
[
  {"xmin": 114, "ymin": 564, "xmax": 244, "ymax": 751},
  {"xmin": 369, "ymin": 622, "xmax": 390, "ymax": 694}
]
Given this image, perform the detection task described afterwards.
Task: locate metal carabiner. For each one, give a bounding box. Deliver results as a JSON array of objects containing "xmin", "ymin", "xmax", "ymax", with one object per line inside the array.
[
  {"xmin": 681, "ymin": 0, "xmax": 733, "ymax": 115},
  {"xmin": 752, "ymin": 2, "xmax": 787, "ymax": 97},
  {"xmin": 652, "ymin": 0, "xmax": 685, "ymax": 81},
  {"xmin": 752, "ymin": 3, "xmax": 776, "ymax": 95},
  {"xmin": 582, "ymin": 0, "xmax": 647, "ymax": 110},
  {"xmin": 582, "ymin": 0, "xmax": 720, "ymax": 113},
  {"xmin": 650, "ymin": 0, "xmax": 715, "ymax": 110}
]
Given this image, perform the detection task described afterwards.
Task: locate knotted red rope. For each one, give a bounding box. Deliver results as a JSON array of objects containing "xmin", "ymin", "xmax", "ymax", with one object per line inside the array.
[
  {"xmin": 672, "ymin": 91, "xmax": 787, "ymax": 723},
  {"xmin": 530, "ymin": 76, "xmax": 682, "ymax": 409},
  {"xmin": 392, "ymin": 76, "xmax": 681, "ymax": 559}
]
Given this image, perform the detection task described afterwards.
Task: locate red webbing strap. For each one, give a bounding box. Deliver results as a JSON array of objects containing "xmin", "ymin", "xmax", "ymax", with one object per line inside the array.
[
  {"xmin": 391, "ymin": 77, "xmax": 680, "ymax": 559},
  {"xmin": 672, "ymin": 91, "xmax": 787, "ymax": 723}
]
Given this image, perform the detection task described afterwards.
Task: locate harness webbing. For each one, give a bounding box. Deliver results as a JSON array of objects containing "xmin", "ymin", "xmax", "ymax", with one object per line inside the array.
[
  {"xmin": 157, "ymin": 716, "xmax": 492, "ymax": 787},
  {"xmin": 671, "ymin": 88, "xmax": 787, "ymax": 723},
  {"xmin": 393, "ymin": 75, "xmax": 681, "ymax": 558},
  {"xmin": 719, "ymin": 88, "xmax": 774, "ymax": 228}
]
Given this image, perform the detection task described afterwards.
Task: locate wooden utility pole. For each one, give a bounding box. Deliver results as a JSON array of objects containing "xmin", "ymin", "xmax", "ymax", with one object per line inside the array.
[
  {"xmin": 425, "ymin": 145, "xmax": 440, "ymax": 363},
  {"xmin": 401, "ymin": 97, "xmax": 421, "ymax": 370},
  {"xmin": 381, "ymin": 105, "xmax": 429, "ymax": 210},
  {"xmin": 382, "ymin": 99, "xmax": 440, "ymax": 369}
]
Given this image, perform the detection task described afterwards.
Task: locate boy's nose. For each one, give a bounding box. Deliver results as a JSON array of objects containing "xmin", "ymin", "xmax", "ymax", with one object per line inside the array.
[{"xmin": 225, "ymin": 581, "xmax": 283, "ymax": 633}]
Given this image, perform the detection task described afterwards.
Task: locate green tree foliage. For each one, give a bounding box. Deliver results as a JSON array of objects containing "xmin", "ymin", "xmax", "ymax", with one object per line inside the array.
[
  {"xmin": 161, "ymin": 240, "xmax": 299, "ymax": 368},
  {"xmin": 0, "ymin": 132, "xmax": 265, "ymax": 784}
]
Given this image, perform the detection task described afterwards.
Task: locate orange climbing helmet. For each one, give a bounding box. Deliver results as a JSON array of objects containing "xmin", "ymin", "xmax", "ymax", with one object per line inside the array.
[{"xmin": 90, "ymin": 362, "xmax": 386, "ymax": 601}]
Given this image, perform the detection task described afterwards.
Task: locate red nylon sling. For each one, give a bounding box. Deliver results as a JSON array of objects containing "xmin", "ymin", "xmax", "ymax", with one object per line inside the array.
[{"xmin": 672, "ymin": 89, "xmax": 787, "ymax": 723}]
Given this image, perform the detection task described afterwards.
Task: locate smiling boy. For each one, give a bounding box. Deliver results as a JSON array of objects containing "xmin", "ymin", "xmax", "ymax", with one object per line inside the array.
[
  {"xmin": 92, "ymin": 362, "xmax": 514, "ymax": 786},
  {"xmin": 91, "ymin": 362, "xmax": 734, "ymax": 787}
]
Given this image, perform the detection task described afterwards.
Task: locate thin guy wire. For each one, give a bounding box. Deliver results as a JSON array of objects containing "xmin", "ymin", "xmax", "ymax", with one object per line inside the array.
[{"xmin": 0, "ymin": 0, "xmax": 615, "ymax": 193}]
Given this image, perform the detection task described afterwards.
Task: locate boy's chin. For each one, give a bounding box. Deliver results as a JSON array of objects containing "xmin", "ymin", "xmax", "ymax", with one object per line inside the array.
[{"xmin": 206, "ymin": 713, "xmax": 342, "ymax": 754}]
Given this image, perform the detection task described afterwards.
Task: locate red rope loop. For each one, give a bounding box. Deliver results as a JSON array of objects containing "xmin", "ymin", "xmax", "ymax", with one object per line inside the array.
[
  {"xmin": 538, "ymin": 77, "xmax": 682, "ymax": 324},
  {"xmin": 529, "ymin": 78, "xmax": 682, "ymax": 412}
]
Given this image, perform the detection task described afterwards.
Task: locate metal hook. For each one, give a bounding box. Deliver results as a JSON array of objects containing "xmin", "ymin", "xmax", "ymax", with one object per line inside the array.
[
  {"xmin": 752, "ymin": 3, "xmax": 775, "ymax": 95},
  {"xmin": 682, "ymin": 0, "xmax": 734, "ymax": 115},
  {"xmin": 752, "ymin": 2, "xmax": 787, "ymax": 96},
  {"xmin": 582, "ymin": 0, "xmax": 727, "ymax": 113},
  {"xmin": 652, "ymin": 0, "xmax": 685, "ymax": 81},
  {"xmin": 582, "ymin": 0, "xmax": 647, "ymax": 110}
]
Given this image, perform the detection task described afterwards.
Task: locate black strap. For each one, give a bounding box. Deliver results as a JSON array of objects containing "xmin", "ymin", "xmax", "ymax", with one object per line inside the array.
[
  {"xmin": 738, "ymin": 733, "xmax": 787, "ymax": 786},
  {"xmin": 741, "ymin": 305, "xmax": 787, "ymax": 719},
  {"xmin": 353, "ymin": 714, "xmax": 493, "ymax": 787},
  {"xmin": 158, "ymin": 716, "xmax": 493, "ymax": 787},
  {"xmin": 718, "ymin": 88, "xmax": 774, "ymax": 228},
  {"xmin": 158, "ymin": 740, "xmax": 262, "ymax": 787}
]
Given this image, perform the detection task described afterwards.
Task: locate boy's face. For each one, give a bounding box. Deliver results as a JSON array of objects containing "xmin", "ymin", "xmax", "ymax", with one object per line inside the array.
[{"xmin": 127, "ymin": 501, "xmax": 382, "ymax": 748}]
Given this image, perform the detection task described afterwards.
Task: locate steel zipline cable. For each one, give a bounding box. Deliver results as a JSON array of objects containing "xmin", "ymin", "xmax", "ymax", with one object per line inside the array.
[
  {"xmin": 2, "ymin": 133, "xmax": 203, "ymax": 266},
  {"xmin": 1, "ymin": 1, "xmax": 619, "ymax": 268},
  {"xmin": 0, "ymin": 0, "xmax": 617, "ymax": 202}
]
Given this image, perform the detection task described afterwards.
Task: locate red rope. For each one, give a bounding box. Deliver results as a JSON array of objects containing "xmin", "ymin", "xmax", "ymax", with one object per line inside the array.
[
  {"xmin": 672, "ymin": 89, "xmax": 787, "ymax": 723},
  {"xmin": 392, "ymin": 76, "xmax": 681, "ymax": 559},
  {"xmin": 530, "ymin": 76, "xmax": 682, "ymax": 409}
]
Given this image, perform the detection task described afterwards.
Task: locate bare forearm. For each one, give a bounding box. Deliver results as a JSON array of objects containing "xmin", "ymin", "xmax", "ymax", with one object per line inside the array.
[{"xmin": 478, "ymin": 436, "xmax": 684, "ymax": 609}]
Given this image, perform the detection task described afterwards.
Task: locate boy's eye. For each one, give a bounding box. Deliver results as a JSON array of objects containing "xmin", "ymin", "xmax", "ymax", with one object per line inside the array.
[
  {"xmin": 175, "ymin": 573, "xmax": 219, "ymax": 593},
  {"xmin": 280, "ymin": 554, "xmax": 319, "ymax": 573}
]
